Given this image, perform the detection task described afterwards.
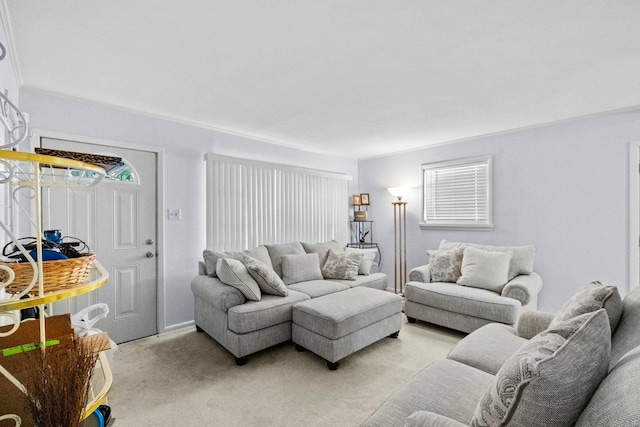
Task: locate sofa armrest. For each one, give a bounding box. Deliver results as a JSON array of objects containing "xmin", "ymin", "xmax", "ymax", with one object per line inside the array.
[
  {"xmin": 191, "ymin": 275, "xmax": 245, "ymax": 312},
  {"xmin": 516, "ymin": 310, "xmax": 555, "ymax": 339},
  {"xmin": 409, "ymin": 264, "xmax": 431, "ymax": 283},
  {"xmin": 405, "ymin": 411, "xmax": 469, "ymax": 427},
  {"xmin": 501, "ymin": 272, "xmax": 542, "ymax": 306}
]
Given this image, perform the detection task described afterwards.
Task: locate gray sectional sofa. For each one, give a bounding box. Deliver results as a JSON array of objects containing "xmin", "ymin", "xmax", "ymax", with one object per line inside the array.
[
  {"xmin": 405, "ymin": 240, "xmax": 543, "ymax": 333},
  {"xmin": 191, "ymin": 240, "xmax": 390, "ymax": 365},
  {"xmin": 363, "ymin": 282, "xmax": 640, "ymax": 426}
]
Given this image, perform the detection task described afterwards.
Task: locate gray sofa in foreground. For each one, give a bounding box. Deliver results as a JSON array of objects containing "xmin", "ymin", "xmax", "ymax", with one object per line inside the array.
[
  {"xmin": 362, "ymin": 282, "xmax": 640, "ymax": 426},
  {"xmin": 191, "ymin": 241, "xmax": 389, "ymax": 365},
  {"xmin": 405, "ymin": 240, "xmax": 543, "ymax": 333}
]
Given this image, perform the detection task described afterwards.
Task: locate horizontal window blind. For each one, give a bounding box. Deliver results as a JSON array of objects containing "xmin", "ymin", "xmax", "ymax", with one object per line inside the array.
[
  {"xmin": 205, "ymin": 153, "xmax": 352, "ymax": 251},
  {"xmin": 422, "ymin": 156, "xmax": 492, "ymax": 229}
]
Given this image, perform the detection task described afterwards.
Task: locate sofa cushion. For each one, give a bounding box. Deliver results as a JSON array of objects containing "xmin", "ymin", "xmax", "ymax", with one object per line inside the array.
[
  {"xmin": 456, "ymin": 247, "xmax": 512, "ymax": 292},
  {"xmin": 287, "ymin": 280, "xmax": 349, "ymax": 298},
  {"xmin": 265, "ymin": 241, "xmax": 306, "ymax": 278},
  {"xmin": 292, "ymin": 287, "xmax": 402, "ymax": 340},
  {"xmin": 427, "ymin": 248, "xmax": 464, "ymax": 283},
  {"xmin": 227, "ymin": 290, "xmax": 310, "ymax": 334},
  {"xmin": 242, "ymin": 255, "xmax": 288, "ymax": 297},
  {"xmin": 203, "ymin": 245, "xmax": 272, "ymax": 277},
  {"xmin": 405, "ymin": 412, "xmax": 469, "ymax": 427},
  {"xmin": 361, "ymin": 359, "xmax": 494, "ymax": 427},
  {"xmin": 549, "ymin": 281, "xmax": 622, "ymax": 333},
  {"xmin": 321, "ymin": 249, "xmax": 362, "ymax": 280},
  {"xmin": 331, "ymin": 272, "xmax": 388, "ymax": 290},
  {"xmin": 576, "ymin": 345, "xmax": 640, "ymax": 427},
  {"xmin": 611, "ymin": 286, "xmax": 640, "ymax": 366},
  {"xmin": 404, "ymin": 281, "xmax": 521, "ymax": 325},
  {"xmin": 301, "ymin": 240, "xmax": 343, "ymax": 267},
  {"xmin": 345, "ymin": 247, "xmax": 378, "ymax": 275},
  {"xmin": 471, "ymin": 309, "xmax": 611, "ymax": 427},
  {"xmin": 439, "ymin": 239, "xmax": 536, "ymax": 280},
  {"xmin": 447, "ymin": 323, "xmax": 527, "ymax": 375},
  {"xmin": 216, "ymin": 258, "xmax": 261, "ymax": 301},
  {"xmin": 280, "ymin": 253, "xmax": 323, "ymax": 285}
]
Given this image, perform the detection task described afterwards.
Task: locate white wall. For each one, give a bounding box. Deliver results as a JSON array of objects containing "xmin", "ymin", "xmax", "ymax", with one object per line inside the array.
[
  {"xmin": 18, "ymin": 88, "xmax": 358, "ymax": 331},
  {"xmin": 359, "ymin": 109, "xmax": 640, "ymax": 311}
]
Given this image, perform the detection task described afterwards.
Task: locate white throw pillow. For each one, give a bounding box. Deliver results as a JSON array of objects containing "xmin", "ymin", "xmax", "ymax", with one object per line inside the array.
[
  {"xmin": 345, "ymin": 247, "xmax": 377, "ymax": 275},
  {"xmin": 216, "ymin": 258, "xmax": 262, "ymax": 301},
  {"xmin": 280, "ymin": 253, "xmax": 324, "ymax": 285},
  {"xmin": 457, "ymin": 246, "xmax": 512, "ymax": 292}
]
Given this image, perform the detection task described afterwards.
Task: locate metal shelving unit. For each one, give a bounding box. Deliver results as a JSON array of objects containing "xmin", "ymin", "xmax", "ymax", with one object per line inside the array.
[{"xmin": 0, "ymin": 150, "xmax": 112, "ymax": 425}]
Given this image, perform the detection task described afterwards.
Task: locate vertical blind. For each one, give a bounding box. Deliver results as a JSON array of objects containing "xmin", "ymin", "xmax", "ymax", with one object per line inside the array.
[
  {"xmin": 205, "ymin": 153, "xmax": 352, "ymax": 251},
  {"xmin": 422, "ymin": 156, "xmax": 492, "ymax": 228}
]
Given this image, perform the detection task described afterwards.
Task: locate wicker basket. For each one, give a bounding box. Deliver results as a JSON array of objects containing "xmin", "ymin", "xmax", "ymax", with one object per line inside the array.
[{"xmin": 0, "ymin": 253, "xmax": 95, "ymax": 294}]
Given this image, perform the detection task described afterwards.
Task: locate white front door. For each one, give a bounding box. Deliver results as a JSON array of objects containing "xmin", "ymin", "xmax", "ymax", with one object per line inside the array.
[{"xmin": 41, "ymin": 137, "xmax": 158, "ymax": 344}]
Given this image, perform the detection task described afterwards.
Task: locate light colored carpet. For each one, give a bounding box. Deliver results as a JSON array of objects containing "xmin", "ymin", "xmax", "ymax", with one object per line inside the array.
[{"xmin": 108, "ymin": 319, "xmax": 464, "ymax": 426}]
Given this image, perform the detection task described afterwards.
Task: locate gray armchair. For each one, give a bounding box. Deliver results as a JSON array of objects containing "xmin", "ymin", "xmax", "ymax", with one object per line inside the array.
[{"xmin": 404, "ymin": 240, "xmax": 543, "ymax": 333}]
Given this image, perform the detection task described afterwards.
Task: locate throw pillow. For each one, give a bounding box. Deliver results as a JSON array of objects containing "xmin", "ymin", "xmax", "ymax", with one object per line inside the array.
[
  {"xmin": 427, "ymin": 248, "xmax": 464, "ymax": 283},
  {"xmin": 301, "ymin": 241, "xmax": 343, "ymax": 267},
  {"xmin": 242, "ymin": 255, "xmax": 288, "ymax": 297},
  {"xmin": 457, "ymin": 246, "xmax": 512, "ymax": 292},
  {"xmin": 321, "ymin": 249, "xmax": 362, "ymax": 280},
  {"xmin": 280, "ymin": 253, "xmax": 324, "ymax": 285},
  {"xmin": 265, "ymin": 242, "xmax": 306, "ymax": 278},
  {"xmin": 203, "ymin": 245, "xmax": 272, "ymax": 277},
  {"xmin": 216, "ymin": 258, "xmax": 261, "ymax": 301},
  {"xmin": 439, "ymin": 239, "xmax": 536, "ymax": 280},
  {"xmin": 549, "ymin": 281, "xmax": 622, "ymax": 333},
  {"xmin": 345, "ymin": 247, "xmax": 378, "ymax": 275},
  {"xmin": 471, "ymin": 309, "xmax": 611, "ymax": 427}
]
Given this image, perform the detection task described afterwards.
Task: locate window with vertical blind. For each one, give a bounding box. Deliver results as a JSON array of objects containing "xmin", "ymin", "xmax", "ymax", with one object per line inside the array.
[
  {"xmin": 420, "ymin": 156, "xmax": 493, "ymax": 229},
  {"xmin": 205, "ymin": 153, "xmax": 352, "ymax": 251}
]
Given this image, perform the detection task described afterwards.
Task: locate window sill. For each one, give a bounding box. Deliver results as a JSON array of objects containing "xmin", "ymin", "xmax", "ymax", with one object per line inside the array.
[{"xmin": 419, "ymin": 222, "xmax": 494, "ymax": 231}]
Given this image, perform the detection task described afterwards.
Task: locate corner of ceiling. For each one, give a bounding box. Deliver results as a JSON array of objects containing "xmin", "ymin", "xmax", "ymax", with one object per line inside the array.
[{"xmin": 0, "ymin": 0, "xmax": 24, "ymax": 88}]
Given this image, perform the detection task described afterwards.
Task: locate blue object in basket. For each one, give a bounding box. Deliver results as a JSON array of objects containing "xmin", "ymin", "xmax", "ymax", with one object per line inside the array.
[
  {"xmin": 28, "ymin": 249, "xmax": 68, "ymax": 261},
  {"xmin": 44, "ymin": 229, "xmax": 62, "ymax": 244}
]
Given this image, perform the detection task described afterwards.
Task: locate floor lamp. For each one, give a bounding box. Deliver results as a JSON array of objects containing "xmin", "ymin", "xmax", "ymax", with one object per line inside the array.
[{"xmin": 388, "ymin": 187, "xmax": 409, "ymax": 294}]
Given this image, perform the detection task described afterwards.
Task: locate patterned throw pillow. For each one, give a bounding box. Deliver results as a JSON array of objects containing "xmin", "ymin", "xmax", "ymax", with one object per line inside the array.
[
  {"xmin": 427, "ymin": 248, "xmax": 464, "ymax": 282},
  {"xmin": 321, "ymin": 249, "xmax": 362, "ymax": 280},
  {"xmin": 471, "ymin": 309, "xmax": 611, "ymax": 427},
  {"xmin": 216, "ymin": 258, "xmax": 261, "ymax": 301},
  {"xmin": 549, "ymin": 281, "xmax": 622, "ymax": 333},
  {"xmin": 301, "ymin": 241, "xmax": 343, "ymax": 267},
  {"xmin": 242, "ymin": 255, "xmax": 288, "ymax": 297}
]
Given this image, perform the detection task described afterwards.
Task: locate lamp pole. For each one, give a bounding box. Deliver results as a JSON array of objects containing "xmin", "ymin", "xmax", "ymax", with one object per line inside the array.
[{"xmin": 392, "ymin": 200, "xmax": 407, "ymax": 294}]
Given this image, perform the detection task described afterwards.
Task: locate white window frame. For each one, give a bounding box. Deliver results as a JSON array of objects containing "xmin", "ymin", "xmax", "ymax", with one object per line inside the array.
[{"xmin": 420, "ymin": 156, "xmax": 493, "ymax": 230}]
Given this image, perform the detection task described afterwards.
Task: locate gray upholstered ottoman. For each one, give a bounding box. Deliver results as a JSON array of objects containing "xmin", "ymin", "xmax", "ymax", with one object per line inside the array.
[{"xmin": 292, "ymin": 287, "xmax": 403, "ymax": 370}]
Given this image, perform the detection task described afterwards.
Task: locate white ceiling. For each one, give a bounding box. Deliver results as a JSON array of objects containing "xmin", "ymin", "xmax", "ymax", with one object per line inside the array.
[{"xmin": 2, "ymin": 1, "xmax": 640, "ymax": 159}]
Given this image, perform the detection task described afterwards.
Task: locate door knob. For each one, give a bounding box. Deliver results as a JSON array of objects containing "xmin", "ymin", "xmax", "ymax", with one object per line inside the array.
[
  {"xmin": 146, "ymin": 239, "xmax": 154, "ymax": 245},
  {"xmin": 146, "ymin": 251, "xmax": 155, "ymax": 258}
]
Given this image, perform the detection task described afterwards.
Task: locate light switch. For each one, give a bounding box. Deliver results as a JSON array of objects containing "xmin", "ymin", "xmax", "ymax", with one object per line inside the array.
[{"xmin": 168, "ymin": 209, "xmax": 182, "ymax": 220}]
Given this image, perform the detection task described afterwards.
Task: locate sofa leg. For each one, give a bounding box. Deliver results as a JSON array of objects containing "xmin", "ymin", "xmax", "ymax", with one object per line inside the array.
[
  {"xmin": 235, "ymin": 356, "xmax": 247, "ymax": 366},
  {"xmin": 327, "ymin": 361, "xmax": 340, "ymax": 370},
  {"xmin": 195, "ymin": 325, "xmax": 204, "ymax": 332},
  {"xmin": 295, "ymin": 344, "xmax": 306, "ymax": 352},
  {"xmin": 407, "ymin": 317, "xmax": 416, "ymax": 323},
  {"xmin": 389, "ymin": 331, "xmax": 399, "ymax": 338}
]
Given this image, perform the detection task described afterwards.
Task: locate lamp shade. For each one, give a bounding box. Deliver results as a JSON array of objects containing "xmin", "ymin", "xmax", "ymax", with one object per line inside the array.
[{"xmin": 388, "ymin": 187, "xmax": 410, "ymax": 200}]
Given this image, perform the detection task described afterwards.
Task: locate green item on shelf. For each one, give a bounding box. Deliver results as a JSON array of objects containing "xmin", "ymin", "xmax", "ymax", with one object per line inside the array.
[{"xmin": 1, "ymin": 339, "xmax": 61, "ymax": 356}]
